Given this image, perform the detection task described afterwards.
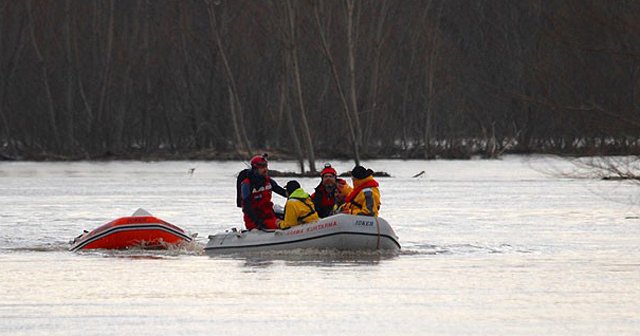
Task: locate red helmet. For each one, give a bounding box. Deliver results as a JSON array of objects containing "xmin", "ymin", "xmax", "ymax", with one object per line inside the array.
[
  {"xmin": 320, "ymin": 163, "xmax": 337, "ymax": 177},
  {"xmin": 250, "ymin": 155, "xmax": 268, "ymax": 168}
]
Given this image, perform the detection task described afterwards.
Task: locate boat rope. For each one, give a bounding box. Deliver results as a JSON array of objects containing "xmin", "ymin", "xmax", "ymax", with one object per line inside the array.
[{"xmin": 374, "ymin": 216, "xmax": 381, "ymax": 250}]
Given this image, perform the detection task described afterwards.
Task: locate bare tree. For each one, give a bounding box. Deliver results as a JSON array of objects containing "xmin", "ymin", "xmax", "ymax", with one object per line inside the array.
[
  {"xmin": 205, "ymin": 0, "xmax": 252, "ymax": 156},
  {"xmin": 280, "ymin": 68, "xmax": 305, "ymax": 172},
  {"xmin": 63, "ymin": 0, "xmax": 77, "ymax": 153},
  {"xmin": 422, "ymin": 0, "xmax": 444, "ymax": 159},
  {"xmin": 0, "ymin": 3, "xmax": 28, "ymax": 153},
  {"xmin": 313, "ymin": 0, "xmax": 360, "ymax": 165},
  {"xmin": 26, "ymin": 0, "xmax": 60, "ymax": 152},
  {"xmin": 345, "ymin": 0, "xmax": 363, "ymax": 148},
  {"xmin": 362, "ymin": 0, "xmax": 389, "ymax": 154},
  {"xmin": 93, "ymin": 0, "xmax": 115, "ymax": 152},
  {"xmin": 284, "ymin": 0, "xmax": 316, "ymax": 172}
]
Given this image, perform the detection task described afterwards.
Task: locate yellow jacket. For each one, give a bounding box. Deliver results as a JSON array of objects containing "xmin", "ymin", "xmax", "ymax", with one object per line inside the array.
[
  {"xmin": 334, "ymin": 179, "xmax": 353, "ymax": 207},
  {"xmin": 280, "ymin": 188, "xmax": 320, "ymax": 229},
  {"xmin": 343, "ymin": 176, "xmax": 380, "ymax": 216}
]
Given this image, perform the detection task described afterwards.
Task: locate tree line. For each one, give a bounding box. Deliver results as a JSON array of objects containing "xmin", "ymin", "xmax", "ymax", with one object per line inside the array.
[{"xmin": 1, "ymin": 0, "xmax": 638, "ymax": 171}]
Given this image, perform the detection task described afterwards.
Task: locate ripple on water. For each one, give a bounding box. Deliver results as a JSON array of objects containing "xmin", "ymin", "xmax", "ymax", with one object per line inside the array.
[{"xmin": 400, "ymin": 241, "xmax": 537, "ymax": 256}]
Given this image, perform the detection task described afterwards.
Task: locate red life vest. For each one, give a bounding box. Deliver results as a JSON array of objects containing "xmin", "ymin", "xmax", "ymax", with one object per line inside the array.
[
  {"xmin": 345, "ymin": 179, "xmax": 379, "ymax": 204},
  {"xmin": 312, "ymin": 178, "xmax": 348, "ymax": 218},
  {"xmin": 315, "ymin": 186, "xmax": 335, "ymax": 208},
  {"xmin": 242, "ymin": 175, "xmax": 275, "ymax": 222}
]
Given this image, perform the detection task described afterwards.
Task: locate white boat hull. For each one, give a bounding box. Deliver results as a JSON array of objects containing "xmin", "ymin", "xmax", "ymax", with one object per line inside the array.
[{"xmin": 204, "ymin": 214, "xmax": 400, "ymax": 254}]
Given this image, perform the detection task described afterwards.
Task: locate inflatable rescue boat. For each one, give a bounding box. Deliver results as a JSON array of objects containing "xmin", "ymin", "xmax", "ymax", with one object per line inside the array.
[
  {"xmin": 69, "ymin": 208, "xmax": 193, "ymax": 251},
  {"xmin": 204, "ymin": 214, "xmax": 400, "ymax": 254}
]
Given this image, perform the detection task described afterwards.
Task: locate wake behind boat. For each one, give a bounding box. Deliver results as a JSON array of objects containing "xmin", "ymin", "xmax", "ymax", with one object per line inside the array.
[
  {"xmin": 204, "ymin": 214, "xmax": 400, "ymax": 255},
  {"xmin": 69, "ymin": 208, "xmax": 193, "ymax": 252}
]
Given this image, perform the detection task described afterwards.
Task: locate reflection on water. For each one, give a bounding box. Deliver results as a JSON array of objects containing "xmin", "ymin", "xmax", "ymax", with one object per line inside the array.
[
  {"xmin": 400, "ymin": 242, "xmax": 536, "ymax": 256},
  {"xmin": 74, "ymin": 241, "xmax": 205, "ymax": 258},
  {"xmin": 3, "ymin": 244, "xmax": 70, "ymax": 253},
  {"xmin": 9, "ymin": 243, "xmax": 400, "ymax": 267},
  {"xmin": 4, "ymin": 240, "xmax": 539, "ymax": 260},
  {"xmin": 210, "ymin": 248, "xmax": 399, "ymax": 269}
]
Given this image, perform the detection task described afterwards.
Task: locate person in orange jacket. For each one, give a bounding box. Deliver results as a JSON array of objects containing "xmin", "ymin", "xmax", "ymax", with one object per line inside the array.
[{"xmin": 342, "ymin": 166, "xmax": 380, "ymax": 216}]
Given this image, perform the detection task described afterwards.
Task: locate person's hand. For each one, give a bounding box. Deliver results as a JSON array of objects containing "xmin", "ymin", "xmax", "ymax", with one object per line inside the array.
[{"xmin": 276, "ymin": 220, "xmax": 289, "ymax": 230}]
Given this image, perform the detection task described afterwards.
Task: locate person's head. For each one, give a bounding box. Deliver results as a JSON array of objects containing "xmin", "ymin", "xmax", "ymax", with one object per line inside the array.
[
  {"xmin": 250, "ymin": 154, "xmax": 268, "ymax": 176},
  {"xmin": 351, "ymin": 165, "xmax": 373, "ymax": 181},
  {"xmin": 285, "ymin": 180, "xmax": 301, "ymax": 196},
  {"xmin": 320, "ymin": 163, "xmax": 337, "ymax": 188}
]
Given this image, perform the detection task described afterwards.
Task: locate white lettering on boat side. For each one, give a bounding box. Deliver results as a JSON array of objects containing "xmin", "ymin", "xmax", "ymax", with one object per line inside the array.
[
  {"xmin": 285, "ymin": 221, "xmax": 337, "ymax": 235},
  {"xmin": 355, "ymin": 220, "xmax": 374, "ymax": 226}
]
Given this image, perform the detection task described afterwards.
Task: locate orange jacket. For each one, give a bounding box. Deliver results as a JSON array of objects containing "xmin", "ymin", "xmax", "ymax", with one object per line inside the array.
[{"xmin": 342, "ymin": 176, "xmax": 380, "ymax": 216}]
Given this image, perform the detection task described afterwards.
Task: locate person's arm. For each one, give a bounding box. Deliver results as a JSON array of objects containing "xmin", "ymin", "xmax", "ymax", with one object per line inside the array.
[
  {"xmin": 270, "ymin": 179, "xmax": 287, "ymax": 198},
  {"xmin": 241, "ymin": 182, "xmax": 264, "ymax": 228},
  {"xmin": 280, "ymin": 201, "xmax": 298, "ymax": 229},
  {"xmin": 364, "ymin": 189, "xmax": 374, "ymax": 215},
  {"xmin": 337, "ymin": 181, "xmax": 352, "ymax": 201},
  {"xmin": 311, "ymin": 189, "xmax": 321, "ymax": 209}
]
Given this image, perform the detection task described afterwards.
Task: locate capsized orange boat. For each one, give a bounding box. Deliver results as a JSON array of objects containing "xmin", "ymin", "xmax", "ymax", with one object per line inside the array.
[{"xmin": 69, "ymin": 208, "xmax": 193, "ymax": 251}]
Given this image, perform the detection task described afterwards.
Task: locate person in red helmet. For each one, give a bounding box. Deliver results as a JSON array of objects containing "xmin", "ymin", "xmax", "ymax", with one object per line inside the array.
[
  {"xmin": 239, "ymin": 154, "xmax": 287, "ymax": 230},
  {"xmin": 311, "ymin": 163, "xmax": 352, "ymax": 218}
]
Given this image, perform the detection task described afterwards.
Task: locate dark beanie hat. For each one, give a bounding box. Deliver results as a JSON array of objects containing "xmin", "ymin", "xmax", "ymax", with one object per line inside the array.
[
  {"xmin": 285, "ymin": 180, "xmax": 301, "ymax": 194},
  {"xmin": 351, "ymin": 166, "xmax": 373, "ymax": 179}
]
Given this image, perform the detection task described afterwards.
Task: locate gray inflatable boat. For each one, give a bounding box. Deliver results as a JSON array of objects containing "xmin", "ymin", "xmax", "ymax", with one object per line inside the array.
[{"xmin": 204, "ymin": 214, "xmax": 400, "ymax": 255}]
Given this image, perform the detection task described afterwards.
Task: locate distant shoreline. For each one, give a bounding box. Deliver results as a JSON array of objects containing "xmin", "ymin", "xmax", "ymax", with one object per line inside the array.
[{"xmin": 0, "ymin": 147, "xmax": 634, "ymax": 163}]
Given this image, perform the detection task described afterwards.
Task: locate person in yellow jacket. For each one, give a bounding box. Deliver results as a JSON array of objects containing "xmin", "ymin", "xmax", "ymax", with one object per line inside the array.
[
  {"xmin": 342, "ymin": 166, "xmax": 380, "ymax": 216},
  {"xmin": 279, "ymin": 180, "xmax": 320, "ymax": 229}
]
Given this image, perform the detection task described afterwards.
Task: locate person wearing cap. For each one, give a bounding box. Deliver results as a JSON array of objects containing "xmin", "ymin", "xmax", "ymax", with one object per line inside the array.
[
  {"xmin": 240, "ymin": 154, "xmax": 287, "ymax": 230},
  {"xmin": 279, "ymin": 180, "xmax": 320, "ymax": 229},
  {"xmin": 311, "ymin": 163, "xmax": 353, "ymax": 218},
  {"xmin": 341, "ymin": 165, "xmax": 380, "ymax": 216}
]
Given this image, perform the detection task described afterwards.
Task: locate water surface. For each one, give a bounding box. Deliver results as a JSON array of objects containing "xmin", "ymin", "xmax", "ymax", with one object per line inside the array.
[{"xmin": 1, "ymin": 156, "xmax": 638, "ymax": 335}]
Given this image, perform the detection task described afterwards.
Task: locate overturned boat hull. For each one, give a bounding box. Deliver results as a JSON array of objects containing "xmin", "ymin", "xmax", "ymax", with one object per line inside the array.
[
  {"xmin": 204, "ymin": 214, "xmax": 400, "ymax": 254},
  {"xmin": 70, "ymin": 209, "xmax": 192, "ymax": 252}
]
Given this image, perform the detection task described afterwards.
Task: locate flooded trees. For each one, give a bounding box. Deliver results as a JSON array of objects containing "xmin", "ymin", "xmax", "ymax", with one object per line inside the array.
[
  {"xmin": 206, "ymin": 0, "xmax": 252, "ymax": 157},
  {"xmin": 0, "ymin": 0, "xmax": 638, "ymax": 162},
  {"xmin": 283, "ymin": 0, "xmax": 316, "ymax": 173},
  {"xmin": 312, "ymin": 1, "xmax": 361, "ymax": 166}
]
